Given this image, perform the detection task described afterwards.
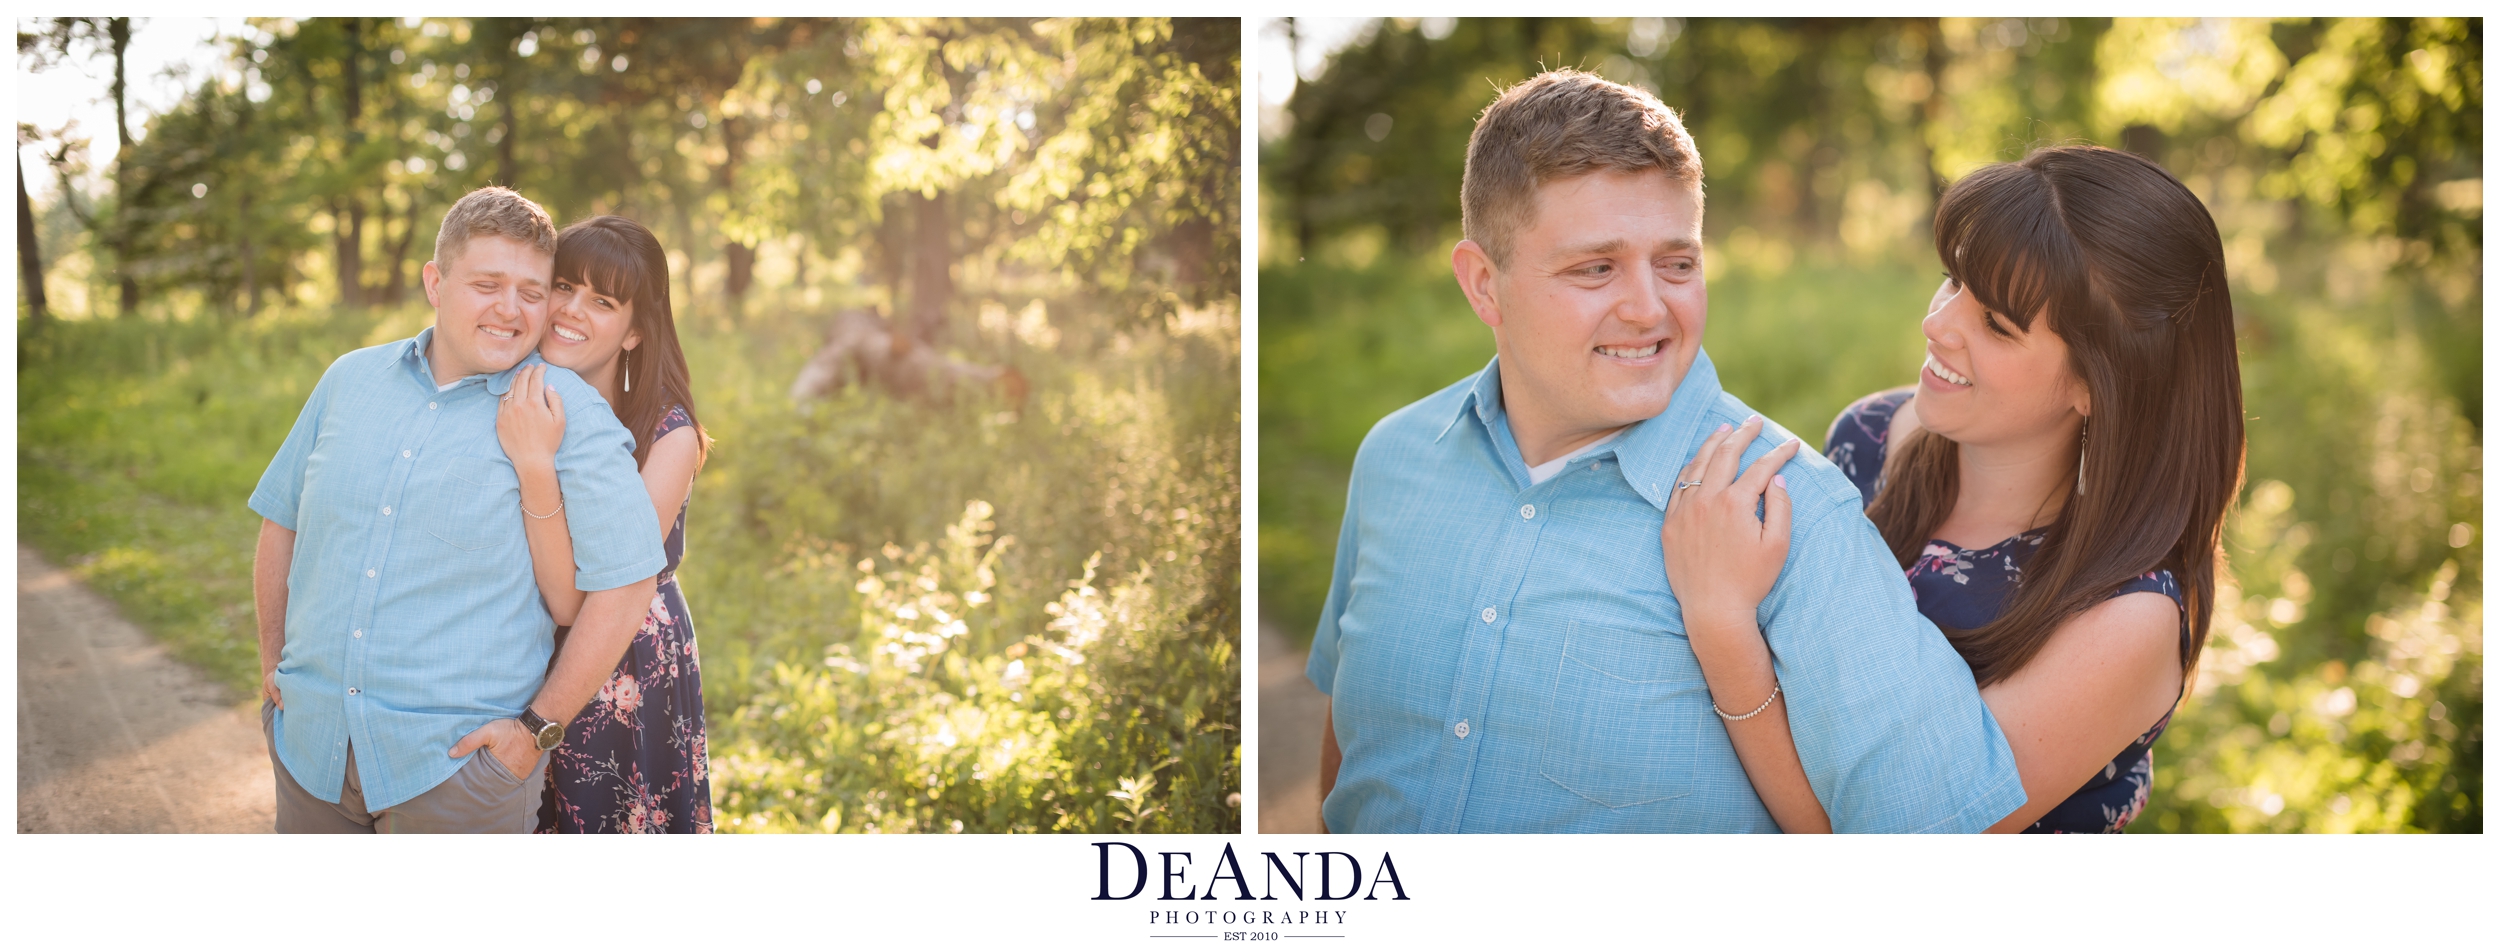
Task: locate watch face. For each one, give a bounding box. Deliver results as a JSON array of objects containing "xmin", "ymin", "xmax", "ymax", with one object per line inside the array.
[{"xmin": 535, "ymin": 721, "xmax": 565, "ymax": 750}]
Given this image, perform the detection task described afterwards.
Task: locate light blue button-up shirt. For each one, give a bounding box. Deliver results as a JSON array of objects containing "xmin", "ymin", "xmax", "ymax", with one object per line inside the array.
[
  {"xmin": 249, "ymin": 328, "xmax": 664, "ymax": 812},
  {"xmin": 1308, "ymin": 351, "xmax": 2026, "ymax": 833}
]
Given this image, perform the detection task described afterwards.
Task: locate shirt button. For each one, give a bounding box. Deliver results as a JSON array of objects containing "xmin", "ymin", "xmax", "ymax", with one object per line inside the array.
[
  {"xmin": 381, "ymin": 506, "xmax": 392, "ymax": 516},
  {"xmin": 428, "ymin": 401, "xmax": 438, "ymax": 410},
  {"xmin": 1454, "ymin": 720, "xmax": 1471, "ymax": 739},
  {"xmin": 347, "ymin": 687, "xmax": 360, "ymax": 696},
  {"xmin": 402, "ymin": 450, "xmax": 412, "ymax": 458},
  {"xmin": 1520, "ymin": 504, "xmax": 1537, "ymax": 520},
  {"xmin": 1481, "ymin": 607, "xmax": 1497, "ymax": 623},
  {"xmin": 353, "ymin": 629, "xmax": 364, "ymax": 638},
  {"xmin": 366, "ymin": 568, "xmax": 377, "ymax": 578}
]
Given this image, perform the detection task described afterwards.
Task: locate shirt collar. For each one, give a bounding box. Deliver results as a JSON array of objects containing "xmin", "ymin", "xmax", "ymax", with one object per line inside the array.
[
  {"xmin": 1436, "ymin": 355, "xmax": 1508, "ymax": 444},
  {"xmin": 1613, "ymin": 348, "xmax": 1722, "ymax": 511},
  {"xmin": 402, "ymin": 326, "xmax": 534, "ymax": 397},
  {"xmin": 1439, "ymin": 349, "xmax": 1725, "ymax": 511}
]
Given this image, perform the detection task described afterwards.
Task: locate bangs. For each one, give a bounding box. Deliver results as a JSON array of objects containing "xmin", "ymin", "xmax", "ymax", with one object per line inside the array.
[
  {"xmin": 552, "ymin": 222, "xmax": 650, "ymax": 305},
  {"xmin": 1931, "ymin": 162, "xmax": 2086, "ymax": 335}
]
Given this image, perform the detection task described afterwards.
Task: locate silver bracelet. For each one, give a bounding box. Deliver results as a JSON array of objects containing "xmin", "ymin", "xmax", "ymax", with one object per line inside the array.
[
  {"xmin": 1713, "ymin": 683, "xmax": 1781, "ymax": 722},
  {"xmin": 523, "ymin": 500, "xmax": 565, "ymax": 519}
]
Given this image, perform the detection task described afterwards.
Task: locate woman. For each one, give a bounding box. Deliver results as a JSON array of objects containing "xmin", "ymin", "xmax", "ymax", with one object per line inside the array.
[
  {"xmin": 496, "ymin": 215, "xmax": 716, "ymax": 833},
  {"xmin": 1662, "ymin": 145, "xmax": 2243, "ymax": 833}
]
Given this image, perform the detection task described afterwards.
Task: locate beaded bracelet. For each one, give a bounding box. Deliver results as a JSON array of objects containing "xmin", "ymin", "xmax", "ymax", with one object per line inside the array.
[
  {"xmin": 523, "ymin": 500, "xmax": 566, "ymax": 519},
  {"xmin": 1713, "ymin": 683, "xmax": 1781, "ymax": 722}
]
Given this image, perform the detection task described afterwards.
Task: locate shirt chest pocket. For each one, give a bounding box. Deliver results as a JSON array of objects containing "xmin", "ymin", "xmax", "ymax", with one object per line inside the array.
[
  {"xmin": 420, "ymin": 455, "xmax": 520, "ymax": 552},
  {"xmin": 1537, "ymin": 620, "xmax": 1707, "ymax": 809}
]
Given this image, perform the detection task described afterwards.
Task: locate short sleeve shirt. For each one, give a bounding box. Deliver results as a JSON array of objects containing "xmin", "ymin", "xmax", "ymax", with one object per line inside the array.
[{"xmin": 248, "ymin": 329, "xmax": 665, "ymax": 811}]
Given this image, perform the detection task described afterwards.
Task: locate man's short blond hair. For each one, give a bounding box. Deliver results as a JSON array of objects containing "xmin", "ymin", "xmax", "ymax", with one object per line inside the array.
[
  {"xmin": 432, "ymin": 186, "xmax": 557, "ymax": 267},
  {"xmin": 1461, "ymin": 69, "xmax": 1703, "ymax": 266}
]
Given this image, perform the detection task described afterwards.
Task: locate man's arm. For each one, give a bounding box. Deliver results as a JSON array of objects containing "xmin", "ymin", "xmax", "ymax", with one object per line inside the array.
[
  {"xmin": 1765, "ymin": 493, "xmax": 2027, "ymax": 833},
  {"xmin": 253, "ymin": 519, "xmax": 296, "ymax": 709},
  {"xmin": 448, "ymin": 575, "xmax": 657, "ymax": 776},
  {"xmin": 1306, "ymin": 458, "xmax": 1365, "ymax": 835},
  {"xmin": 245, "ymin": 357, "xmax": 340, "ymax": 711}
]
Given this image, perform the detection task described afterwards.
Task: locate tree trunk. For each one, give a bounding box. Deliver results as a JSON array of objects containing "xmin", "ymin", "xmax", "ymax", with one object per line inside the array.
[
  {"xmin": 383, "ymin": 190, "xmax": 419, "ymax": 304},
  {"xmin": 109, "ymin": 17, "xmax": 137, "ymax": 317},
  {"xmin": 724, "ymin": 243, "xmax": 756, "ymax": 300},
  {"xmin": 2120, "ymin": 123, "xmax": 2166, "ymax": 162},
  {"xmin": 1797, "ymin": 21, "xmax": 1835, "ymax": 242},
  {"xmin": 18, "ymin": 159, "xmax": 49, "ymax": 329},
  {"xmin": 335, "ymin": 18, "xmax": 366, "ymax": 306},
  {"xmin": 717, "ymin": 115, "xmax": 754, "ymax": 302},
  {"xmin": 908, "ymin": 188, "xmax": 952, "ymax": 345},
  {"xmin": 876, "ymin": 193, "xmax": 910, "ymax": 313},
  {"xmin": 494, "ymin": 24, "xmax": 519, "ymax": 187},
  {"xmin": 1173, "ymin": 216, "xmax": 1212, "ymax": 305},
  {"xmin": 240, "ymin": 191, "xmax": 259, "ymax": 316},
  {"xmin": 1917, "ymin": 18, "xmax": 1949, "ymax": 206}
]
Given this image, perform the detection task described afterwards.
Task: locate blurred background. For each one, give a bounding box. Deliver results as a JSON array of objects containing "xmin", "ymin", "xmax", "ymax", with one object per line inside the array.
[
  {"xmin": 1258, "ymin": 17, "xmax": 2478, "ymax": 833},
  {"xmin": 17, "ymin": 17, "xmax": 1240, "ymax": 833}
]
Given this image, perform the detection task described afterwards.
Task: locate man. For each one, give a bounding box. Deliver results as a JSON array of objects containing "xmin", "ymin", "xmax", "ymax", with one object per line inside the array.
[
  {"xmin": 1308, "ymin": 70, "xmax": 2026, "ymax": 832},
  {"xmin": 249, "ymin": 187, "xmax": 662, "ymax": 833}
]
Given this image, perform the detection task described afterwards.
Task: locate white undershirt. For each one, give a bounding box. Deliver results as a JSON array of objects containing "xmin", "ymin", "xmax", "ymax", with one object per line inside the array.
[{"xmin": 1525, "ymin": 434, "xmax": 1619, "ymax": 486}]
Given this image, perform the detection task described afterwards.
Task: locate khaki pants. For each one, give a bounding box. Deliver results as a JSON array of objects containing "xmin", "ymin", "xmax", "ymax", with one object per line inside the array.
[{"xmin": 264, "ymin": 700, "xmax": 547, "ymax": 833}]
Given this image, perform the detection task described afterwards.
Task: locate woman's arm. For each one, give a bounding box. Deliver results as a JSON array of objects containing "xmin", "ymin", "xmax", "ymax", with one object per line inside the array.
[
  {"xmin": 1662, "ymin": 417, "xmax": 1829, "ymax": 833},
  {"xmin": 638, "ymin": 424, "xmax": 700, "ymax": 541},
  {"xmin": 1977, "ymin": 592, "xmax": 2182, "ymax": 832},
  {"xmin": 497, "ymin": 364, "xmax": 586, "ymax": 626}
]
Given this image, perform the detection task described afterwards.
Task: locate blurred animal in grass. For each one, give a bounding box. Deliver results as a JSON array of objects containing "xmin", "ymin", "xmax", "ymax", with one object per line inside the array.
[{"xmin": 790, "ymin": 309, "xmax": 1029, "ymax": 409}]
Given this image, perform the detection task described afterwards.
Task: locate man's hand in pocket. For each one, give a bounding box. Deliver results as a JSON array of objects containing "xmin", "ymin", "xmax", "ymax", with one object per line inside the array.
[{"xmin": 448, "ymin": 718, "xmax": 541, "ymax": 779}]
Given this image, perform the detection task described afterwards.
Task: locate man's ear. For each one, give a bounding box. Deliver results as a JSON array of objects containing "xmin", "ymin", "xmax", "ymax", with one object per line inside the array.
[
  {"xmin": 1451, "ymin": 239, "xmax": 1505, "ymax": 329},
  {"xmin": 421, "ymin": 260, "xmax": 443, "ymax": 309}
]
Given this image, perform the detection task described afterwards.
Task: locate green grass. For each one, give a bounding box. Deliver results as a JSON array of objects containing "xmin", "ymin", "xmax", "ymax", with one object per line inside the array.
[
  {"xmin": 18, "ymin": 295, "xmax": 1242, "ymax": 834},
  {"xmin": 1258, "ymin": 247, "xmax": 2480, "ymax": 833}
]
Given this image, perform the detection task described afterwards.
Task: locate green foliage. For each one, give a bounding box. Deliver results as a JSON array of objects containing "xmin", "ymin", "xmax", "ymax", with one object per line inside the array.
[
  {"xmin": 20, "ymin": 17, "xmax": 1238, "ymax": 327},
  {"xmin": 682, "ymin": 289, "xmax": 1242, "ymax": 833},
  {"xmin": 17, "ymin": 307, "xmax": 392, "ymax": 694},
  {"xmin": 1266, "ymin": 18, "xmax": 2480, "ymax": 274}
]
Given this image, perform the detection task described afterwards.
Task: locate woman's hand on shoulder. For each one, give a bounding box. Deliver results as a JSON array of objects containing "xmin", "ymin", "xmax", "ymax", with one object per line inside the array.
[
  {"xmin": 1662, "ymin": 416, "xmax": 1802, "ymax": 629},
  {"xmin": 495, "ymin": 363, "xmax": 568, "ymax": 470}
]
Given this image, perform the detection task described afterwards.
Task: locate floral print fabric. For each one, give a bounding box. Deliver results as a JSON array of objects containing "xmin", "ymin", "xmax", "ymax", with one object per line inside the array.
[
  {"xmin": 1825, "ymin": 388, "xmax": 2186, "ymax": 833},
  {"xmin": 538, "ymin": 404, "xmax": 713, "ymax": 833}
]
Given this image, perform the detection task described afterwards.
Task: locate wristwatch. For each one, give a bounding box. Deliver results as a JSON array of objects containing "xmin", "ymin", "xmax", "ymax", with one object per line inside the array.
[{"xmin": 517, "ymin": 705, "xmax": 566, "ymax": 751}]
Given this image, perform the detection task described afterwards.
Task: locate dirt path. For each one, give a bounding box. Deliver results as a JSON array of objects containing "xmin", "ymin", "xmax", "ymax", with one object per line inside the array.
[
  {"xmin": 17, "ymin": 544, "xmax": 273, "ymax": 833},
  {"xmin": 1257, "ymin": 621, "xmax": 1326, "ymax": 833}
]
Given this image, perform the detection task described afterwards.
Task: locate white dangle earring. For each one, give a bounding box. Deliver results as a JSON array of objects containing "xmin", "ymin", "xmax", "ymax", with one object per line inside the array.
[
  {"xmin": 2075, "ymin": 420, "xmax": 2088, "ymax": 496},
  {"xmin": 622, "ymin": 349, "xmax": 632, "ymax": 393}
]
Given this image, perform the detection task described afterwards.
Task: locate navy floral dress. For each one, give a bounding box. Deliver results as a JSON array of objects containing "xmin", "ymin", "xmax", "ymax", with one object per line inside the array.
[
  {"xmin": 538, "ymin": 404, "xmax": 713, "ymax": 834},
  {"xmin": 1825, "ymin": 388, "xmax": 2184, "ymax": 834}
]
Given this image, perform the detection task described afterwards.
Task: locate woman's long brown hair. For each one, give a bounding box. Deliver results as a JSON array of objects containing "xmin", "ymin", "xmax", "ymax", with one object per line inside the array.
[
  {"xmin": 551, "ymin": 216, "xmax": 711, "ymax": 471},
  {"xmin": 1866, "ymin": 146, "xmax": 2244, "ymax": 688}
]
